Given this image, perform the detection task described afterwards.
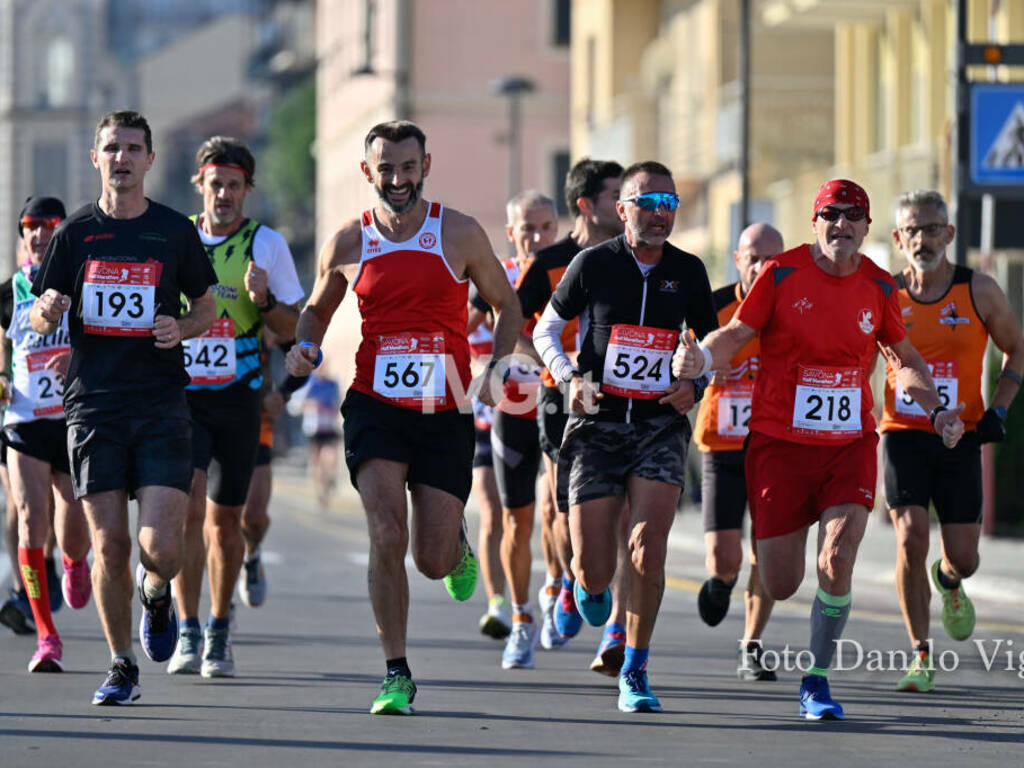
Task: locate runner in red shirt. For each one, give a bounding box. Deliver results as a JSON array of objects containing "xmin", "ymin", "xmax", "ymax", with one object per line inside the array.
[
  {"xmin": 286, "ymin": 121, "xmax": 522, "ymax": 715},
  {"xmin": 675, "ymin": 179, "xmax": 965, "ymax": 721}
]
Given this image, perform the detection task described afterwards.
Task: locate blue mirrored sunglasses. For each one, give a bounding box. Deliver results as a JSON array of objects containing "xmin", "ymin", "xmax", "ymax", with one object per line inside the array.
[{"xmin": 621, "ymin": 192, "xmax": 680, "ymax": 211}]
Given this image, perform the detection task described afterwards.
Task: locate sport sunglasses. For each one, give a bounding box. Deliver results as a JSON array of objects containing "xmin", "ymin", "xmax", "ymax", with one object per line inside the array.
[
  {"xmin": 816, "ymin": 205, "xmax": 867, "ymax": 222},
  {"xmin": 20, "ymin": 215, "xmax": 63, "ymax": 230},
  {"xmin": 620, "ymin": 192, "xmax": 680, "ymax": 211}
]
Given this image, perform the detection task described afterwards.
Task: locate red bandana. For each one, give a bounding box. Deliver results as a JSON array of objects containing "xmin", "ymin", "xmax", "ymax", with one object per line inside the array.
[{"xmin": 813, "ymin": 179, "xmax": 870, "ymax": 223}]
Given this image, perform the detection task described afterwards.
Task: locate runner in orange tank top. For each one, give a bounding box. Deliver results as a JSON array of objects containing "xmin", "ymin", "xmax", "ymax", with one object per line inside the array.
[
  {"xmin": 675, "ymin": 179, "xmax": 966, "ymax": 721},
  {"xmin": 882, "ymin": 190, "xmax": 1023, "ymax": 694},
  {"xmin": 286, "ymin": 121, "xmax": 523, "ymax": 715},
  {"xmin": 691, "ymin": 223, "xmax": 781, "ymax": 681}
]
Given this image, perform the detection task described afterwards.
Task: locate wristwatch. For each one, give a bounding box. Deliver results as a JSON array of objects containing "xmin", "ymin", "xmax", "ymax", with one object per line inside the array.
[
  {"xmin": 928, "ymin": 404, "xmax": 948, "ymax": 428},
  {"xmin": 486, "ymin": 358, "xmax": 511, "ymax": 384}
]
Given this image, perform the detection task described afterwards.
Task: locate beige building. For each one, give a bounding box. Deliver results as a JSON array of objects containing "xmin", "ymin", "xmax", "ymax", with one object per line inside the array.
[
  {"xmin": 570, "ymin": 0, "xmax": 835, "ymax": 282},
  {"xmin": 316, "ymin": 0, "xmax": 571, "ymax": 379}
]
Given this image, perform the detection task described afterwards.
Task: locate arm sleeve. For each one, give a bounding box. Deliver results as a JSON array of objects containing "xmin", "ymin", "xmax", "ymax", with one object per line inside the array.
[
  {"xmin": 0, "ymin": 279, "xmax": 13, "ymax": 331},
  {"xmin": 31, "ymin": 229, "xmax": 73, "ymax": 298},
  {"xmin": 533, "ymin": 301, "xmax": 576, "ymax": 384},
  {"xmin": 179, "ymin": 225, "xmax": 218, "ymax": 299},
  {"xmin": 548, "ymin": 251, "xmax": 588, "ymax": 321},
  {"xmin": 683, "ymin": 259, "xmax": 719, "ymax": 340},
  {"xmin": 254, "ymin": 227, "xmax": 305, "ymax": 305},
  {"xmin": 735, "ymin": 260, "xmax": 777, "ymax": 333}
]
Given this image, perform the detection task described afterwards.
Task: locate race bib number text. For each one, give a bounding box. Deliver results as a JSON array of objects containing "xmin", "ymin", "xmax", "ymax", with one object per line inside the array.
[
  {"xmin": 185, "ymin": 318, "xmax": 236, "ymax": 385},
  {"xmin": 373, "ymin": 333, "xmax": 446, "ymax": 406},
  {"xmin": 602, "ymin": 324, "xmax": 678, "ymax": 399},
  {"xmin": 82, "ymin": 260, "xmax": 161, "ymax": 337},
  {"xmin": 792, "ymin": 364, "xmax": 862, "ymax": 439},
  {"xmin": 716, "ymin": 381, "xmax": 752, "ymax": 439},
  {"xmin": 26, "ymin": 348, "xmax": 68, "ymax": 417}
]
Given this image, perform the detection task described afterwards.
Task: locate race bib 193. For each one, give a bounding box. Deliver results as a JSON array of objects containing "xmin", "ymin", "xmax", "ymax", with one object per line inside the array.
[
  {"xmin": 895, "ymin": 360, "xmax": 957, "ymax": 420},
  {"xmin": 602, "ymin": 324, "xmax": 677, "ymax": 399},
  {"xmin": 792, "ymin": 364, "xmax": 862, "ymax": 439},
  {"xmin": 26, "ymin": 347, "xmax": 68, "ymax": 417},
  {"xmin": 82, "ymin": 259, "xmax": 161, "ymax": 336},
  {"xmin": 716, "ymin": 380, "xmax": 752, "ymax": 439},
  {"xmin": 185, "ymin": 318, "xmax": 236, "ymax": 385},
  {"xmin": 373, "ymin": 333, "xmax": 446, "ymax": 406}
]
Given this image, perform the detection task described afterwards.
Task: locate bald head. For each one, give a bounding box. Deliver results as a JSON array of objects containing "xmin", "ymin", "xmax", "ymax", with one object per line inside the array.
[{"xmin": 735, "ymin": 222, "xmax": 784, "ymax": 292}]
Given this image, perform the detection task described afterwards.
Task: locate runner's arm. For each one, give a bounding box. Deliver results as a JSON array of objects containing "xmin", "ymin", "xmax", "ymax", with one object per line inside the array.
[
  {"xmin": 177, "ymin": 287, "xmax": 217, "ymax": 340},
  {"xmin": 879, "ymin": 336, "xmax": 964, "ymax": 445},
  {"xmin": 533, "ymin": 302, "xmax": 575, "ymax": 384},
  {"xmin": 462, "ymin": 247, "xmax": 522, "ymax": 362},
  {"xmin": 673, "ymin": 317, "xmax": 756, "ymax": 379},
  {"xmin": 974, "ymin": 272, "xmax": 1024, "ymax": 413}
]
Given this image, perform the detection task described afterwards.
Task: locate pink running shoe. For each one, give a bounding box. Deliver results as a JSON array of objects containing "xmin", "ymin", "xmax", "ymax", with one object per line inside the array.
[
  {"xmin": 28, "ymin": 635, "xmax": 64, "ymax": 673},
  {"xmin": 62, "ymin": 556, "xmax": 92, "ymax": 610}
]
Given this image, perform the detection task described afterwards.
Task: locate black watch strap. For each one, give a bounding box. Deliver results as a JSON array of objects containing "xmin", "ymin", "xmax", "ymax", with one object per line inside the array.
[{"xmin": 928, "ymin": 404, "xmax": 947, "ymax": 428}]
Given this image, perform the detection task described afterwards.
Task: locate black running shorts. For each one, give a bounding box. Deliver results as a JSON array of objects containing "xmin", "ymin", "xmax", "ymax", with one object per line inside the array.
[
  {"xmin": 3, "ymin": 419, "xmax": 71, "ymax": 475},
  {"xmin": 882, "ymin": 429, "xmax": 982, "ymax": 525},
  {"xmin": 491, "ymin": 410, "xmax": 541, "ymax": 509},
  {"xmin": 188, "ymin": 385, "xmax": 261, "ymax": 507},
  {"xmin": 700, "ymin": 449, "xmax": 747, "ymax": 532},
  {"xmin": 537, "ymin": 385, "xmax": 569, "ymax": 462},
  {"xmin": 341, "ymin": 389, "xmax": 474, "ymax": 504},
  {"xmin": 473, "ymin": 426, "xmax": 493, "ymax": 469},
  {"xmin": 67, "ymin": 405, "xmax": 193, "ymax": 499}
]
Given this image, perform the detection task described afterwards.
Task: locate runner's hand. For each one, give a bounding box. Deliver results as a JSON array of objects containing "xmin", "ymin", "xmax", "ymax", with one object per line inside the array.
[
  {"xmin": 0, "ymin": 375, "xmax": 9, "ymax": 403},
  {"xmin": 659, "ymin": 378, "xmax": 696, "ymax": 414},
  {"xmin": 153, "ymin": 315, "xmax": 182, "ymax": 349},
  {"xmin": 287, "ymin": 342, "xmax": 319, "ymax": 376},
  {"xmin": 672, "ymin": 330, "xmax": 705, "ymax": 379},
  {"xmin": 36, "ymin": 289, "xmax": 71, "ymax": 324},
  {"xmin": 44, "ymin": 350, "xmax": 71, "ymax": 378},
  {"xmin": 569, "ymin": 375, "xmax": 602, "ymax": 415},
  {"xmin": 935, "ymin": 403, "xmax": 965, "ymax": 449},
  {"xmin": 245, "ymin": 262, "xmax": 269, "ymax": 305}
]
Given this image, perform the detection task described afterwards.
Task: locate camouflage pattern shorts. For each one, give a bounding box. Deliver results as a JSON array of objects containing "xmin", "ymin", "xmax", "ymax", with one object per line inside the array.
[{"xmin": 557, "ymin": 413, "xmax": 690, "ymax": 508}]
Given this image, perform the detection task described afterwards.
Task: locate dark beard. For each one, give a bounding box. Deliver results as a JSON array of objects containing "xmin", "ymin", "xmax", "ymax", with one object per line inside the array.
[{"xmin": 376, "ymin": 179, "xmax": 424, "ymax": 214}]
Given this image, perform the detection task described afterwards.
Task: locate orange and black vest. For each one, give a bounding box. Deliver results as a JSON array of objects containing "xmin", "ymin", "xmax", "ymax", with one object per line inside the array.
[
  {"xmin": 694, "ymin": 282, "xmax": 760, "ymax": 452},
  {"xmin": 880, "ymin": 265, "xmax": 988, "ymax": 433}
]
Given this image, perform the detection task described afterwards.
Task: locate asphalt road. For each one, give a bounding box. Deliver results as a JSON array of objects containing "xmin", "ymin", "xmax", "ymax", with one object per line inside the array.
[{"xmin": 1, "ymin": 459, "xmax": 1022, "ymax": 767}]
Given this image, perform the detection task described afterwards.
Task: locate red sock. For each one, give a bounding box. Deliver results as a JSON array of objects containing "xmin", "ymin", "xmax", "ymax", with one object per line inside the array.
[{"xmin": 18, "ymin": 547, "xmax": 58, "ymax": 639}]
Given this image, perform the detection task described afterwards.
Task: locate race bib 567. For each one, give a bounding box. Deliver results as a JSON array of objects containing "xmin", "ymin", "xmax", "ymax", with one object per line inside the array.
[{"xmin": 373, "ymin": 333, "xmax": 446, "ymax": 407}]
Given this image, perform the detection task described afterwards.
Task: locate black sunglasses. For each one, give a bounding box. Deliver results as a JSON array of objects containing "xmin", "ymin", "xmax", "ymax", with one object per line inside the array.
[{"xmin": 817, "ymin": 206, "xmax": 867, "ymax": 222}]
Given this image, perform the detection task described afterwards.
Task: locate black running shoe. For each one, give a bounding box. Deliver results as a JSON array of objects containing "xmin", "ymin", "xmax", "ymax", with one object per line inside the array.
[
  {"xmin": 697, "ymin": 577, "xmax": 732, "ymax": 627},
  {"xmin": 0, "ymin": 590, "xmax": 36, "ymax": 635},
  {"xmin": 737, "ymin": 642, "xmax": 778, "ymax": 681}
]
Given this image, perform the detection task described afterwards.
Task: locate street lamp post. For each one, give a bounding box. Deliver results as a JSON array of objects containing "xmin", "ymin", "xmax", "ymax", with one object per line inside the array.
[{"xmin": 491, "ymin": 75, "xmax": 536, "ymax": 206}]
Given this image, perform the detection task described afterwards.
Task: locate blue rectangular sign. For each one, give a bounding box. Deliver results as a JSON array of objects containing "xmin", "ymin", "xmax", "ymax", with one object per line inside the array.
[{"xmin": 971, "ymin": 84, "xmax": 1024, "ymax": 187}]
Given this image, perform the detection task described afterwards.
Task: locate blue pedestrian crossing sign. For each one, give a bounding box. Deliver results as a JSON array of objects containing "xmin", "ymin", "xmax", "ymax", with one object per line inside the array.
[{"xmin": 971, "ymin": 84, "xmax": 1024, "ymax": 186}]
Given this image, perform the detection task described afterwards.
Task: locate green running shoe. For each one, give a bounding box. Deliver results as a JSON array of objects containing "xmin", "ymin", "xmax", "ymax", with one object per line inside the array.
[
  {"xmin": 896, "ymin": 652, "xmax": 934, "ymax": 693},
  {"xmin": 931, "ymin": 560, "xmax": 975, "ymax": 641},
  {"xmin": 443, "ymin": 530, "xmax": 478, "ymax": 602},
  {"xmin": 370, "ymin": 674, "xmax": 417, "ymax": 715}
]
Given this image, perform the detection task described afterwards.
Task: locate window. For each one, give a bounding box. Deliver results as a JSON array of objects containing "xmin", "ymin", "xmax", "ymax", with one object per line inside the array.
[
  {"xmin": 552, "ymin": 0, "xmax": 571, "ymax": 47},
  {"xmin": 551, "ymin": 150, "xmax": 570, "ymax": 216},
  {"xmin": 46, "ymin": 38, "xmax": 74, "ymax": 108}
]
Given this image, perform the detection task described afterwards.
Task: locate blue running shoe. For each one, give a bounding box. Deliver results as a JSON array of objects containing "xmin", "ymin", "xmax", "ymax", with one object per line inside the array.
[
  {"xmin": 618, "ymin": 669, "xmax": 662, "ymax": 713},
  {"xmin": 574, "ymin": 580, "xmax": 612, "ymax": 627},
  {"xmin": 799, "ymin": 675, "xmax": 844, "ymax": 720},
  {"xmin": 0, "ymin": 589, "xmax": 36, "ymax": 636},
  {"xmin": 135, "ymin": 564, "xmax": 178, "ymax": 663},
  {"xmin": 92, "ymin": 658, "xmax": 141, "ymax": 705},
  {"xmin": 554, "ymin": 581, "xmax": 583, "ymax": 638}
]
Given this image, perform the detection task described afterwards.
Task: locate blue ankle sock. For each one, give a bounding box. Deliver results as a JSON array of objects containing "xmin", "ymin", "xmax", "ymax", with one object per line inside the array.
[
  {"xmin": 605, "ymin": 622, "xmax": 626, "ymax": 637},
  {"xmin": 180, "ymin": 617, "xmax": 201, "ymax": 632},
  {"xmin": 561, "ymin": 574, "xmax": 573, "ymax": 590},
  {"xmin": 208, "ymin": 616, "xmax": 230, "ymax": 631},
  {"xmin": 622, "ymin": 645, "xmax": 649, "ymax": 674}
]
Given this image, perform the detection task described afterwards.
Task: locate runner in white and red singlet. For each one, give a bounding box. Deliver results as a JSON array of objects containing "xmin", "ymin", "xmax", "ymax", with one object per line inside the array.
[
  {"xmin": 675, "ymin": 178, "xmax": 965, "ymax": 721},
  {"xmin": 286, "ymin": 121, "xmax": 522, "ymax": 715}
]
